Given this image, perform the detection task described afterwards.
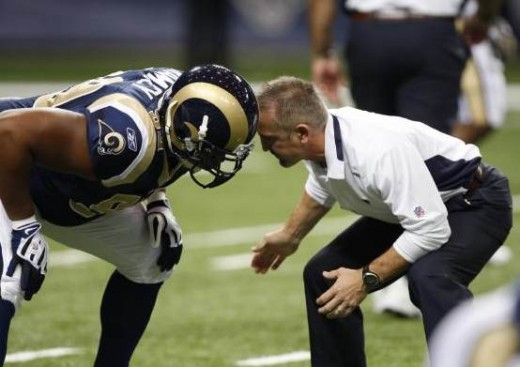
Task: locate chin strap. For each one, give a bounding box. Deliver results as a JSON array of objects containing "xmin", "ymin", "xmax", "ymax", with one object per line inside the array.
[{"xmin": 163, "ymin": 100, "xmax": 178, "ymax": 155}]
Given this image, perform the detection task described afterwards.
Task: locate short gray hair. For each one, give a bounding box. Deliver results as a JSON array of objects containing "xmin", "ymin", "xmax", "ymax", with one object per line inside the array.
[{"xmin": 256, "ymin": 76, "xmax": 328, "ymax": 131}]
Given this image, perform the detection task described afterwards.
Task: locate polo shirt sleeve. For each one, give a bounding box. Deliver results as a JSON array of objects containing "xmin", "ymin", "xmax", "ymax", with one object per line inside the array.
[
  {"xmin": 304, "ymin": 162, "xmax": 336, "ymax": 208},
  {"xmin": 372, "ymin": 144, "xmax": 451, "ymax": 262}
]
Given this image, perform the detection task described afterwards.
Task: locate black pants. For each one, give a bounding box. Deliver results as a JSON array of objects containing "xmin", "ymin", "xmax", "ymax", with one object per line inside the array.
[
  {"xmin": 345, "ymin": 18, "xmax": 468, "ymax": 133},
  {"xmin": 303, "ymin": 164, "xmax": 512, "ymax": 367}
]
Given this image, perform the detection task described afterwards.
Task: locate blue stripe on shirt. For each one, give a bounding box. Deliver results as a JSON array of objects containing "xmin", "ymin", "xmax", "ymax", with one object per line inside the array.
[
  {"xmin": 332, "ymin": 115, "xmax": 344, "ymax": 161},
  {"xmin": 425, "ymin": 155, "xmax": 481, "ymax": 191}
]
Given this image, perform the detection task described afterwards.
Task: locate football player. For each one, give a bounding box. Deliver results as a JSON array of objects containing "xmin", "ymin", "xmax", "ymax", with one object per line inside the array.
[
  {"xmin": 452, "ymin": 0, "xmax": 514, "ymax": 144},
  {"xmin": 0, "ymin": 64, "xmax": 258, "ymax": 366},
  {"xmin": 427, "ymin": 281, "xmax": 520, "ymax": 367}
]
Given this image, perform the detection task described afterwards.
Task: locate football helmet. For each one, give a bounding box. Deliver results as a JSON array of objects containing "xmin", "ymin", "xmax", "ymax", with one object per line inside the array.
[{"xmin": 162, "ymin": 64, "xmax": 258, "ymax": 188}]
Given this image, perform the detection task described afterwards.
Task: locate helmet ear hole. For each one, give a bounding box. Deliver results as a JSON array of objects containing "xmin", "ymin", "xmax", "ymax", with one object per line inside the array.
[{"xmin": 172, "ymin": 106, "xmax": 188, "ymax": 140}]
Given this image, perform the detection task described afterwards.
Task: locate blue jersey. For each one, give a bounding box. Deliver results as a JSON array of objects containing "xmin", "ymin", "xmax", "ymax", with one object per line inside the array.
[{"xmin": 0, "ymin": 68, "xmax": 189, "ymax": 226}]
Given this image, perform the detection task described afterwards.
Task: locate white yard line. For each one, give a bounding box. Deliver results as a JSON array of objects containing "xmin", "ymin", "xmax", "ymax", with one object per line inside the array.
[
  {"xmin": 50, "ymin": 215, "xmax": 359, "ymax": 267},
  {"xmin": 507, "ymin": 85, "xmax": 520, "ymax": 111},
  {"xmin": 235, "ymin": 351, "xmax": 311, "ymax": 366},
  {"xmin": 51, "ymin": 194, "xmax": 520, "ymax": 268},
  {"xmin": 188, "ymin": 215, "xmax": 359, "ymax": 249},
  {"xmin": 50, "ymin": 250, "xmax": 97, "ymax": 267},
  {"xmin": 5, "ymin": 347, "xmax": 82, "ymax": 363},
  {"xmin": 211, "ymin": 253, "xmax": 255, "ymax": 271}
]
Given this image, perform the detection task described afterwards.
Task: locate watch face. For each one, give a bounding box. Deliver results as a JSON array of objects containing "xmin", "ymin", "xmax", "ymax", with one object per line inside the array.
[
  {"xmin": 364, "ymin": 273, "xmax": 379, "ymax": 286},
  {"xmin": 362, "ymin": 266, "xmax": 381, "ymax": 292}
]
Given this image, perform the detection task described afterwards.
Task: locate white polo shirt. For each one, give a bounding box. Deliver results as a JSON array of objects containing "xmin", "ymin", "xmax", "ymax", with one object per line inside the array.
[
  {"xmin": 344, "ymin": 0, "xmax": 465, "ymax": 17},
  {"xmin": 304, "ymin": 107, "xmax": 481, "ymax": 262}
]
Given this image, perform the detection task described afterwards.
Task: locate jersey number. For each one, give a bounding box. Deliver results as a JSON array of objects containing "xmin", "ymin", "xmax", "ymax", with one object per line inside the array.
[
  {"xmin": 34, "ymin": 72, "xmax": 124, "ymax": 108},
  {"xmin": 69, "ymin": 193, "xmax": 142, "ymax": 218}
]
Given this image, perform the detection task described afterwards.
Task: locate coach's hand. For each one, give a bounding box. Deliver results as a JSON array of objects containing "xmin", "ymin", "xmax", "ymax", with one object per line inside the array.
[
  {"xmin": 7, "ymin": 216, "xmax": 49, "ymax": 301},
  {"xmin": 146, "ymin": 191, "xmax": 183, "ymax": 272},
  {"xmin": 317, "ymin": 267, "xmax": 367, "ymax": 319},
  {"xmin": 251, "ymin": 228, "xmax": 300, "ymax": 274}
]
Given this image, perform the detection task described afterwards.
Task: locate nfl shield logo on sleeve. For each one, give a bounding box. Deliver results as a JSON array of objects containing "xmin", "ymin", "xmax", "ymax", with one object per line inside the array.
[{"xmin": 414, "ymin": 206, "xmax": 426, "ymax": 218}]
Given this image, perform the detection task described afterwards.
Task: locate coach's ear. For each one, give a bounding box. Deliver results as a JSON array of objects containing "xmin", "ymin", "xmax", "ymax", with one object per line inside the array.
[{"xmin": 294, "ymin": 123, "xmax": 312, "ymax": 144}]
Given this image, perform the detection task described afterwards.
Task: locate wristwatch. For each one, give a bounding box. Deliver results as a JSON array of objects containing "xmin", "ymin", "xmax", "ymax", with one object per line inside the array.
[{"xmin": 362, "ymin": 265, "xmax": 381, "ymax": 293}]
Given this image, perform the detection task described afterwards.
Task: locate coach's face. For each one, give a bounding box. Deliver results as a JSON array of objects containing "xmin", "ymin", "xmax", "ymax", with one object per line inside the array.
[{"xmin": 257, "ymin": 106, "xmax": 306, "ymax": 168}]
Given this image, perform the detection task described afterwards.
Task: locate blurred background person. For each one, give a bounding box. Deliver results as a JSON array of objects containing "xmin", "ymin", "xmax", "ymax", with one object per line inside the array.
[
  {"xmin": 502, "ymin": 0, "xmax": 520, "ymax": 49},
  {"xmin": 185, "ymin": 0, "xmax": 231, "ymax": 67},
  {"xmin": 452, "ymin": 0, "xmax": 517, "ymax": 144},
  {"xmin": 427, "ymin": 280, "xmax": 520, "ymax": 367},
  {"xmin": 451, "ymin": 0, "xmax": 517, "ymax": 271},
  {"xmin": 309, "ymin": 0, "xmax": 502, "ymax": 133}
]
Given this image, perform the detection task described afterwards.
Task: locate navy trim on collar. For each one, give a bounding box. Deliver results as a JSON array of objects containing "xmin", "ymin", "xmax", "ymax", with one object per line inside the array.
[{"xmin": 332, "ymin": 114, "xmax": 344, "ymax": 161}]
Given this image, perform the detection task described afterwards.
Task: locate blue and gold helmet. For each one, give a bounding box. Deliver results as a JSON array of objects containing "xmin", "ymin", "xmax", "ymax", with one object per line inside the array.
[{"xmin": 163, "ymin": 64, "xmax": 258, "ymax": 188}]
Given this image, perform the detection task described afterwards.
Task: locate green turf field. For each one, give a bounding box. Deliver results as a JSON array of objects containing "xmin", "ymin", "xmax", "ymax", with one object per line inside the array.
[
  {"xmin": 6, "ymin": 104, "xmax": 519, "ymax": 366},
  {"xmin": 2, "ymin": 50, "xmax": 520, "ymax": 84}
]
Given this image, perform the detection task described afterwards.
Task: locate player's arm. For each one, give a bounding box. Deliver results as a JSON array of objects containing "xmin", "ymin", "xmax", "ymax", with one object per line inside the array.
[
  {"xmin": 0, "ymin": 107, "xmax": 94, "ymax": 300},
  {"xmin": 309, "ymin": 0, "xmax": 336, "ymax": 59},
  {"xmin": 0, "ymin": 108, "xmax": 95, "ymax": 220},
  {"xmin": 308, "ymin": 0, "xmax": 345, "ymax": 105},
  {"xmin": 252, "ymin": 191, "xmax": 330, "ymax": 274}
]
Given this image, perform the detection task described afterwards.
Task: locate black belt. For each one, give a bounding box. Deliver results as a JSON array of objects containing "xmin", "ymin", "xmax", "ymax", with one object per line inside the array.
[
  {"xmin": 348, "ymin": 10, "xmax": 455, "ymax": 22},
  {"xmin": 465, "ymin": 163, "xmax": 485, "ymax": 197}
]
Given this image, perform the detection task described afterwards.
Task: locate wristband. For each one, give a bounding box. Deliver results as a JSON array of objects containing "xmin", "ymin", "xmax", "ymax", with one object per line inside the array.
[
  {"xmin": 11, "ymin": 215, "xmax": 37, "ymax": 229},
  {"xmin": 148, "ymin": 190, "xmax": 168, "ymax": 203}
]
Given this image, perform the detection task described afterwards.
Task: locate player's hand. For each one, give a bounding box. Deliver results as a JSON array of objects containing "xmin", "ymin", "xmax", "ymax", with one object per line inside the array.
[
  {"xmin": 7, "ymin": 217, "xmax": 49, "ymax": 301},
  {"xmin": 251, "ymin": 228, "xmax": 300, "ymax": 274},
  {"xmin": 461, "ymin": 16, "xmax": 490, "ymax": 45},
  {"xmin": 146, "ymin": 191, "xmax": 183, "ymax": 272},
  {"xmin": 316, "ymin": 267, "xmax": 367, "ymax": 319},
  {"xmin": 311, "ymin": 55, "xmax": 346, "ymax": 107}
]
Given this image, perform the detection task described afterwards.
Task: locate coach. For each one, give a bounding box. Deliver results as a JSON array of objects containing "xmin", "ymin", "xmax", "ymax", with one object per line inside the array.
[{"xmin": 251, "ymin": 77, "xmax": 512, "ymax": 366}]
